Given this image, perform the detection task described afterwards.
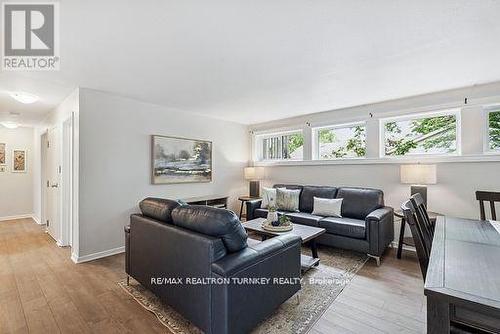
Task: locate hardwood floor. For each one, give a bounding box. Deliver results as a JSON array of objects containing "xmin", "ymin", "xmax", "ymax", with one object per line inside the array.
[{"xmin": 0, "ymin": 218, "xmax": 425, "ymax": 333}]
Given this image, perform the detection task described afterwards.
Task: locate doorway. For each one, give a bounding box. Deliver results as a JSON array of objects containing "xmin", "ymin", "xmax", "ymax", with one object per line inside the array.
[
  {"xmin": 44, "ymin": 125, "xmax": 61, "ymax": 243},
  {"xmin": 41, "ymin": 114, "xmax": 74, "ymax": 248}
]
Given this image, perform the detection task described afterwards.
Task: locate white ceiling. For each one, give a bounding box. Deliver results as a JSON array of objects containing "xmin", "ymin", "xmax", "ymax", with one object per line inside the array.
[{"xmin": 2, "ymin": 0, "xmax": 500, "ymax": 126}]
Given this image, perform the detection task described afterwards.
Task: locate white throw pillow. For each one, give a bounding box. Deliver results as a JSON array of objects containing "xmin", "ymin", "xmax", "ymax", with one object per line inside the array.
[
  {"xmin": 261, "ymin": 187, "xmax": 277, "ymax": 209},
  {"xmin": 312, "ymin": 197, "xmax": 343, "ymax": 217}
]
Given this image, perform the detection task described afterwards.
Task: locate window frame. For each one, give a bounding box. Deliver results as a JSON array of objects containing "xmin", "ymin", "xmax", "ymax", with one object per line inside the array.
[
  {"xmin": 379, "ymin": 109, "xmax": 461, "ymax": 159},
  {"xmin": 253, "ymin": 128, "xmax": 304, "ymax": 162},
  {"xmin": 484, "ymin": 107, "xmax": 500, "ymax": 154},
  {"xmin": 312, "ymin": 121, "xmax": 367, "ymax": 160}
]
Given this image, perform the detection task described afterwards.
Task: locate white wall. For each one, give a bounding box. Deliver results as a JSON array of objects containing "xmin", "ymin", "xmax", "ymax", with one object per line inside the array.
[
  {"xmin": 77, "ymin": 88, "xmax": 249, "ymax": 259},
  {"xmin": 249, "ymin": 82, "xmax": 500, "ymax": 239},
  {"xmin": 0, "ymin": 127, "xmax": 35, "ymax": 220}
]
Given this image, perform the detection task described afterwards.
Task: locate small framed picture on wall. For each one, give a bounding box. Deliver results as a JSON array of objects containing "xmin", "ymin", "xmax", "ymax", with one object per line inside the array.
[
  {"xmin": 12, "ymin": 149, "xmax": 27, "ymax": 173},
  {"xmin": 0, "ymin": 143, "xmax": 5, "ymax": 165}
]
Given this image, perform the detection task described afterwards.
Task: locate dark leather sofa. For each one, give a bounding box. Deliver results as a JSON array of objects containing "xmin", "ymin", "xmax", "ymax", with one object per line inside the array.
[
  {"xmin": 125, "ymin": 198, "xmax": 302, "ymax": 334},
  {"xmin": 246, "ymin": 184, "xmax": 394, "ymax": 265}
]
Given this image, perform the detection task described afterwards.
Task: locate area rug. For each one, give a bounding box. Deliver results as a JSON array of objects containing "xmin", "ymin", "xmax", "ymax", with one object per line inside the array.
[{"xmin": 118, "ymin": 246, "xmax": 368, "ymax": 334}]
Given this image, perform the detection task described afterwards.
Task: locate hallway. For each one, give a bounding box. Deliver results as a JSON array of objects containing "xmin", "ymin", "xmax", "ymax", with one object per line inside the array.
[{"xmin": 0, "ymin": 218, "xmax": 169, "ymax": 334}]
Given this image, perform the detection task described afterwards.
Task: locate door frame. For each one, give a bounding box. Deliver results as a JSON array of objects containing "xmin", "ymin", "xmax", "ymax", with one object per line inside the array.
[
  {"xmin": 61, "ymin": 115, "xmax": 74, "ymax": 246},
  {"xmin": 40, "ymin": 131, "xmax": 49, "ymax": 229}
]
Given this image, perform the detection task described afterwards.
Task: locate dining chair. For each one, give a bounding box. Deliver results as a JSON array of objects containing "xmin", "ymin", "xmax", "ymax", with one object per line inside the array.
[
  {"xmin": 401, "ymin": 199, "xmax": 430, "ymax": 280},
  {"xmin": 410, "ymin": 193, "xmax": 434, "ymax": 239},
  {"xmin": 476, "ymin": 191, "xmax": 500, "ymax": 220}
]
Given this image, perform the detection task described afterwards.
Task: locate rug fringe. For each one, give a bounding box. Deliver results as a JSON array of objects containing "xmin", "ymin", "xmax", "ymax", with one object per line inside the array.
[{"xmin": 118, "ymin": 281, "xmax": 180, "ymax": 333}]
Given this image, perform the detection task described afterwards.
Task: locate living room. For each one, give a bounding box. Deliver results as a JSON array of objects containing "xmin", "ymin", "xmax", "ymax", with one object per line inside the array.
[{"xmin": 1, "ymin": 1, "xmax": 500, "ymax": 333}]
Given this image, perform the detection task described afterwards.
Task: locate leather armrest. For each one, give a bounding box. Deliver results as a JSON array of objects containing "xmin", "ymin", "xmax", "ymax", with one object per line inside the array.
[
  {"xmin": 366, "ymin": 206, "xmax": 393, "ymax": 222},
  {"xmin": 124, "ymin": 224, "xmax": 131, "ymax": 274},
  {"xmin": 366, "ymin": 206, "xmax": 394, "ymax": 256},
  {"xmin": 211, "ymin": 234, "xmax": 301, "ymax": 277},
  {"xmin": 245, "ymin": 199, "xmax": 263, "ymax": 220}
]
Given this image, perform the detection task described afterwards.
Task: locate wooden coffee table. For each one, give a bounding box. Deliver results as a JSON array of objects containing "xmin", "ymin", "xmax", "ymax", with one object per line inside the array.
[{"xmin": 242, "ymin": 218, "xmax": 326, "ymax": 272}]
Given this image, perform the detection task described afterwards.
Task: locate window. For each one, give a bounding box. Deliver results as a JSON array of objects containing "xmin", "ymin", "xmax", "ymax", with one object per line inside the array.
[
  {"xmin": 255, "ymin": 130, "xmax": 304, "ymax": 161},
  {"xmin": 314, "ymin": 123, "xmax": 366, "ymax": 159},
  {"xmin": 382, "ymin": 110, "xmax": 459, "ymax": 157},
  {"xmin": 487, "ymin": 109, "xmax": 500, "ymax": 152}
]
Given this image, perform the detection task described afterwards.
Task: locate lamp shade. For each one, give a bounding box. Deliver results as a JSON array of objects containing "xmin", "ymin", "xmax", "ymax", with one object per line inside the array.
[
  {"xmin": 244, "ymin": 167, "xmax": 265, "ymax": 180},
  {"xmin": 400, "ymin": 164, "xmax": 437, "ymax": 185}
]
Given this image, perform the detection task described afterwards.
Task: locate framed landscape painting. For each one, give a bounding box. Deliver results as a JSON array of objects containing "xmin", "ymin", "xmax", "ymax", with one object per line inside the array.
[
  {"xmin": 152, "ymin": 135, "xmax": 212, "ymax": 184},
  {"xmin": 12, "ymin": 149, "xmax": 26, "ymax": 173},
  {"xmin": 0, "ymin": 143, "xmax": 5, "ymax": 164}
]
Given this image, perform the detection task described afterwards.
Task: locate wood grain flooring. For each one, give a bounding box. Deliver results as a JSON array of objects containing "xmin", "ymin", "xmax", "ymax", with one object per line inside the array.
[{"xmin": 0, "ymin": 218, "xmax": 425, "ymax": 333}]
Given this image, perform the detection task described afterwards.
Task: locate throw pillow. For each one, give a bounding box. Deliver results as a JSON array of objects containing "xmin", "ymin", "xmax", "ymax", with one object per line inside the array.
[
  {"xmin": 261, "ymin": 187, "xmax": 277, "ymax": 209},
  {"xmin": 276, "ymin": 188, "xmax": 300, "ymax": 212},
  {"xmin": 312, "ymin": 197, "xmax": 343, "ymax": 217}
]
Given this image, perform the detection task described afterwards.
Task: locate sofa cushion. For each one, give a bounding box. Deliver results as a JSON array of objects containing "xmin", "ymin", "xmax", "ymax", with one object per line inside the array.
[
  {"xmin": 254, "ymin": 208, "xmax": 287, "ymax": 219},
  {"xmin": 171, "ymin": 205, "xmax": 248, "ymax": 253},
  {"xmin": 336, "ymin": 187, "xmax": 384, "ymax": 220},
  {"xmin": 299, "ymin": 186, "xmax": 338, "ymax": 213},
  {"xmin": 276, "ymin": 188, "xmax": 300, "ymax": 212},
  {"xmin": 285, "ymin": 212, "xmax": 323, "ymax": 227},
  {"xmin": 139, "ymin": 197, "xmax": 181, "ymax": 223},
  {"xmin": 319, "ymin": 217, "xmax": 366, "ymax": 239},
  {"xmin": 261, "ymin": 187, "xmax": 278, "ymax": 209}
]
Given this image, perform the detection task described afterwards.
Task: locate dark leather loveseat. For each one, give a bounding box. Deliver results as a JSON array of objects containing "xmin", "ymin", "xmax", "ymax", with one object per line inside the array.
[
  {"xmin": 246, "ymin": 184, "xmax": 394, "ymax": 265},
  {"xmin": 125, "ymin": 198, "xmax": 302, "ymax": 334}
]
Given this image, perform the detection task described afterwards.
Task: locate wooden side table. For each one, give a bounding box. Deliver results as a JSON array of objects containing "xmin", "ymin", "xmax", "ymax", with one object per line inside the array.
[
  {"xmin": 395, "ymin": 209, "xmax": 442, "ymax": 259},
  {"xmin": 238, "ymin": 196, "xmax": 261, "ymax": 219}
]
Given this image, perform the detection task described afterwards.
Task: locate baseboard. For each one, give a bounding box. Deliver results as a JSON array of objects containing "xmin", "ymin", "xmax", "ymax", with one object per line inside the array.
[
  {"xmin": 71, "ymin": 246, "xmax": 125, "ymax": 264},
  {"xmin": 390, "ymin": 240, "xmax": 416, "ymax": 252},
  {"xmin": 70, "ymin": 252, "xmax": 79, "ymax": 264},
  {"xmin": 32, "ymin": 214, "xmax": 42, "ymax": 225},
  {"xmin": 0, "ymin": 214, "xmax": 33, "ymax": 222}
]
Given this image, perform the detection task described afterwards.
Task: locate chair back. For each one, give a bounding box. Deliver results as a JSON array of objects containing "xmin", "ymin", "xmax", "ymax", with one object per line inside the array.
[
  {"xmin": 410, "ymin": 193, "xmax": 434, "ymax": 241},
  {"xmin": 401, "ymin": 200, "xmax": 430, "ymax": 280},
  {"xmin": 476, "ymin": 191, "xmax": 500, "ymax": 220}
]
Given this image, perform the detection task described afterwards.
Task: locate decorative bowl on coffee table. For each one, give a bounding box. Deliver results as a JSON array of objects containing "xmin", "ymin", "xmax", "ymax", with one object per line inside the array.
[{"xmin": 262, "ymin": 220, "xmax": 293, "ymax": 232}]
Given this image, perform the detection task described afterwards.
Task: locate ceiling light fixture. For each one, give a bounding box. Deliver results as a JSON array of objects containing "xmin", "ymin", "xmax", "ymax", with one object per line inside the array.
[
  {"xmin": 9, "ymin": 91, "xmax": 39, "ymax": 104},
  {"xmin": 1, "ymin": 121, "xmax": 19, "ymax": 129}
]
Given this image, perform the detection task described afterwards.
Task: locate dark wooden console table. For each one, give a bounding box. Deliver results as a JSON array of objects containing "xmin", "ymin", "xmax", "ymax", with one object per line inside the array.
[{"xmin": 180, "ymin": 195, "xmax": 228, "ymax": 209}]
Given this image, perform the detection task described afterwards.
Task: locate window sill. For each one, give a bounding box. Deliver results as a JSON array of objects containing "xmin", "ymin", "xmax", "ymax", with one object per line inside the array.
[{"xmin": 254, "ymin": 154, "xmax": 500, "ymax": 167}]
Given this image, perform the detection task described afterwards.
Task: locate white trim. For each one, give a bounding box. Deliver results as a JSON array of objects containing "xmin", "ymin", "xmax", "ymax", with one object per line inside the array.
[
  {"xmin": 390, "ymin": 241, "xmax": 416, "ymax": 253},
  {"xmin": 71, "ymin": 246, "xmax": 125, "ymax": 264},
  {"xmin": 379, "ymin": 108, "xmax": 461, "ymax": 158},
  {"xmin": 0, "ymin": 214, "xmax": 33, "ymax": 222},
  {"xmin": 254, "ymin": 153, "xmax": 500, "ymax": 167},
  {"xmin": 252, "ymin": 126, "xmax": 304, "ymax": 137},
  {"xmin": 32, "ymin": 214, "xmax": 42, "ymax": 224}
]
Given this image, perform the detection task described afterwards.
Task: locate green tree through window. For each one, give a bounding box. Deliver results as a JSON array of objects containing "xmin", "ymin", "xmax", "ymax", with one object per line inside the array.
[
  {"xmin": 384, "ymin": 114, "xmax": 457, "ymax": 156},
  {"xmin": 318, "ymin": 125, "xmax": 366, "ymax": 159},
  {"xmin": 489, "ymin": 111, "xmax": 500, "ymax": 150}
]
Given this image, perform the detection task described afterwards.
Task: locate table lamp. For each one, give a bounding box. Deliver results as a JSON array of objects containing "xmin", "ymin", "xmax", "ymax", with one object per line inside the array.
[
  {"xmin": 244, "ymin": 167, "xmax": 265, "ymax": 197},
  {"xmin": 400, "ymin": 164, "xmax": 437, "ymax": 207}
]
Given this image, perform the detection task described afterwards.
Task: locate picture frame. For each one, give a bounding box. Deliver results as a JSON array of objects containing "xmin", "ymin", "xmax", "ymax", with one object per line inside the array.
[
  {"xmin": 12, "ymin": 149, "xmax": 27, "ymax": 173},
  {"xmin": 151, "ymin": 135, "xmax": 212, "ymax": 184},
  {"xmin": 0, "ymin": 143, "xmax": 5, "ymax": 165}
]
